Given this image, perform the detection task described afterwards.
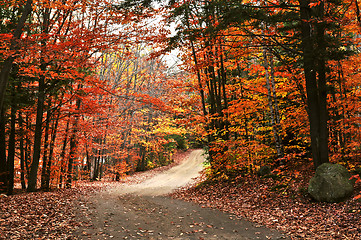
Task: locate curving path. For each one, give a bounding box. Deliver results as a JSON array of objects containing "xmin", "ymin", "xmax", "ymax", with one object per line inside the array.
[
  {"xmin": 110, "ymin": 149, "xmax": 205, "ymax": 196},
  {"xmin": 75, "ymin": 150, "xmax": 288, "ymax": 240}
]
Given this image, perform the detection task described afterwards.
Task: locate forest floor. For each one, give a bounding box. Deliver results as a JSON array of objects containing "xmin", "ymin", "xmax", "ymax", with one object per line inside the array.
[
  {"xmin": 171, "ymin": 158, "xmax": 361, "ymax": 239},
  {"xmin": 0, "ymin": 149, "xmax": 360, "ymax": 239}
]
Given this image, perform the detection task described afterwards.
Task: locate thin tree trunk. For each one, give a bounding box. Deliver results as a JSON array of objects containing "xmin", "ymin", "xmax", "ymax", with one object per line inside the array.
[
  {"xmin": 269, "ymin": 56, "xmax": 284, "ymax": 158},
  {"xmin": 66, "ymin": 130, "xmax": 76, "ymax": 188},
  {"xmin": 0, "ymin": 107, "xmax": 7, "ymax": 193},
  {"xmin": 93, "ymin": 153, "xmax": 101, "ymax": 180},
  {"xmin": 27, "ymin": 75, "xmax": 46, "ymax": 192},
  {"xmin": 7, "ymin": 105, "xmax": 16, "ymax": 195},
  {"xmin": 85, "ymin": 143, "xmax": 91, "ymax": 173},
  {"xmin": 27, "ymin": 7, "xmax": 50, "ymax": 192},
  {"xmin": 263, "ymin": 49, "xmax": 284, "ymax": 160},
  {"xmin": 59, "ymin": 118, "xmax": 70, "ymax": 188},
  {"xmin": 219, "ymin": 43, "xmax": 230, "ymax": 140},
  {"xmin": 355, "ymin": 0, "xmax": 361, "ymax": 25},
  {"xmin": 19, "ymin": 112, "xmax": 26, "ymax": 189},
  {"xmin": 44, "ymin": 109, "xmax": 60, "ymax": 191},
  {"xmin": 41, "ymin": 107, "xmax": 52, "ymax": 190},
  {"xmin": 66, "ymin": 96, "xmax": 81, "ymax": 188},
  {"xmin": 24, "ymin": 114, "xmax": 31, "ymax": 178}
]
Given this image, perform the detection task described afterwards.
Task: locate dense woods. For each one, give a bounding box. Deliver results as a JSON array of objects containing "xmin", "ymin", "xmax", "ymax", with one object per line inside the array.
[{"xmin": 0, "ymin": 0, "xmax": 360, "ymax": 197}]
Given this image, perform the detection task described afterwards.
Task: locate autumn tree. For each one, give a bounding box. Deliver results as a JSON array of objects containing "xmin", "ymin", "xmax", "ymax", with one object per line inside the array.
[
  {"xmin": 120, "ymin": 0, "xmax": 360, "ymax": 176},
  {"xmin": 90, "ymin": 42, "xmax": 191, "ymax": 178}
]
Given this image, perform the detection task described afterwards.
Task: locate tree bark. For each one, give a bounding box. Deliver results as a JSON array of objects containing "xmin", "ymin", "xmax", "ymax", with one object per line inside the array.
[
  {"xmin": 41, "ymin": 106, "xmax": 52, "ymax": 190},
  {"xmin": 59, "ymin": 119, "xmax": 70, "ymax": 188},
  {"xmin": 0, "ymin": 108, "xmax": 7, "ymax": 193},
  {"xmin": 44, "ymin": 109, "xmax": 60, "ymax": 191},
  {"xmin": 263, "ymin": 49, "xmax": 284, "ymax": 159},
  {"xmin": 7, "ymin": 105, "xmax": 16, "ymax": 195},
  {"xmin": 24, "ymin": 114, "xmax": 31, "ymax": 178},
  {"xmin": 19, "ymin": 112, "xmax": 26, "ymax": 189},
  {"xmin": 66, "ymin": 96, "xmax": 81, "ymax": 188},
  {"xmin": 269, "ymin": 56, "xmax": 284, "ymax": 159},
  {"xmin": 299, "ymin": 0, "xmax": 329, "ymax": 168},
  {"xmin": 27, "ymin": 7, "xmax": 50, "ymax": 192}
]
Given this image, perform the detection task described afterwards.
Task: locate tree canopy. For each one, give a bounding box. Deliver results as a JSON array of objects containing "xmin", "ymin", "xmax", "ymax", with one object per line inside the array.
[{"xmin": 0, "ymin": 0, "xmax": 360, "ymax": 196}]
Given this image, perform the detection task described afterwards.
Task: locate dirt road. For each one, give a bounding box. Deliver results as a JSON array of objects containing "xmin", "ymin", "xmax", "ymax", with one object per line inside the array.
[
  {"xmin": 109, "ymin": 149, "xmax": 205, "ymax": 196},
  {"xmin": 75, "ymin": 150, "xmax": 288, "ymax": 239}
]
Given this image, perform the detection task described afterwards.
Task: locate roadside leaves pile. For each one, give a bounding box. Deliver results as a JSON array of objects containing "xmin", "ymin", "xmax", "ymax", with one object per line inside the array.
[
  {"xmin": 0, "ymin": 186, "xmax": 97, "ymax": 240},
  {"xmin": 171, "ymin": 164, "xmax": 361, "ymax": 239}
]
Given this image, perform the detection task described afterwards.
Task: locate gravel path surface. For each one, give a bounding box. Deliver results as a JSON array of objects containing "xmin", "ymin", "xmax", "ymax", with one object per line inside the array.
[{"xmin": 109, "ymin": 149, "xmax": 205, "ymax": 196}]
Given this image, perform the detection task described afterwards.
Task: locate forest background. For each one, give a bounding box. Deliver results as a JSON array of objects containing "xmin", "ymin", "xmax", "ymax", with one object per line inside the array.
[{"xmin": 0, "ymin": 0, "xmax": 360, "ymax": 198}]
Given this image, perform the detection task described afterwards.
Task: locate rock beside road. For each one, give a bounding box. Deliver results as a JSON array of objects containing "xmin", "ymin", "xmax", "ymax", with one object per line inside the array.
[{"xmin": 308, "ymin": 163, "xmax": 354, "ymax": 203}]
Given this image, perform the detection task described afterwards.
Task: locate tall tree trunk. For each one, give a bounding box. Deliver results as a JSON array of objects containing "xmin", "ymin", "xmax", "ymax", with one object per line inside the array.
[
  {"xmin": 27, "ymin": 7, "xmax": 50, "ymax": 192},
  {"xmin": 219, "ymin": 43, "xmax": 230, "ymax": 141},
  {"xmin": 27, "ymin": 75, "xmax": 46, "ymax": 192},
  {"xmin": 270, "ymin": 56, "xmax": 284, "ymax": 159},
  {"xmin": 315, "ymin": 1, "xmax": 329, "ymax": 167},
  {"xmin": 299, "ymin": 0, "xmax": 329, "ymax": 168},
  {"xmin": 355, "ymin": 0, "xmax": 361, "ymax": 26},
  {"xmin": 7, "ymin": 105, "xmax": 16, "ymax": 195},
  {"xmin": 0, "ymin": 108, "xmax": 7, "ymax": 193},
  {"xmin": 59, "ymin": 118, "xmax": 70, "ymax": 188},
  {"xmin": 44, "ymin": 110, "xmax": 60, "ymax": 191},
  {"xmin": 93, "ymin": 153, "xmax": 101, "ymax": 180},
  {"xmin": 41, "ymin": 106, "xmax": 52, "ymax": 190},
  {"xmin": 19, "ymin": 112, "xmax": 26, "ymax": 189},
  {"xmin": 136, "ymin": 145, "xmax": 146, "ymax": 172},
  {"xmin": 66, "ymin": 96, "xmax": 81, "ymax": 188},
  {"xmin": 84, "ymin": 143, "xmax": 91, "ymax": 174},
  {"xmin": 24, "ymin": 114, "xmax": 31, "ymax": 178},
  {"xmin": 263, "ymin": 49, "xmax": 284, "ymax": 160},
  {"xmin": 66, "ymin": 130, "xmax": 76, "ymax": 188}
]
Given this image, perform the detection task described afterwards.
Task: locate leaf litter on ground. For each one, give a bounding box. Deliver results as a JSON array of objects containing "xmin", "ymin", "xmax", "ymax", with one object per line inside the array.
[
  {"xmin": 2, "ymin": 151, "xmax": 360, "ymax": 240},
  {"xmin": 170, "ymin": 159, "xmax": 361, "ymax": 240}
]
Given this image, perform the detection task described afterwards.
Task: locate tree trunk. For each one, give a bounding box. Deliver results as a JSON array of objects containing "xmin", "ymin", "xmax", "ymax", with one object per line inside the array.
[
  {"xmin": 24, "ymin": 114, "xmax": 31, "ymax": 178},
  {"xmin": 59, "ymin": 118, "xmax": 70, "ymax": 188},
  {"xmin": 299, "ymin": 0, "xmax": 329, "ymax": 168},
  {"xmin": 315, "ymin": 1, "xmax": 329, "ymax": 167},
  {"xmin": 7, "ymin": 105, "xmax": 16, "ymax": 195},
  {"xmin": 85, "ymin": 143, "xmax": 91, "ymax": 174},
  {"xmin": 66, "ymin": 130, "xmax": 77, "ymax": 188},
  {"xmin": 263, "ymin": 49, "xmax": 284, "ymax": 160},
  {"xmin": 44, "ymin": 110, "xmax": 60, "ymax": 191},
  {"xmin": 66, "ymin": 96, "xmax": 81, "ymax": 188},
  {"xmin": 0, "ymin": 107, "xmax": 7, "ymax": 192},
  {"xmin": 136, "ymin": 145, "xmax": 147, "ymax": 171},
  {"xmin": 93, "ymin": 153, "xmax": 101, "ymax": 180},
  {"xmin": 27, "ymin": 7, "xmax": 50, "ymax": 192},
  {"xmin": 19, "ymin": 112, "xmax": 26, "ymax": 189},
  {"xmin": 27, "ymin": 75, "xmax": 46, "ymax": 192},
  {"xmin": 270, "ymin": 56, "xmax": 284, "ymax": 159},
  {"xmin": 41, "ymin": 107, "xmax": 52, "ymax": 190}
]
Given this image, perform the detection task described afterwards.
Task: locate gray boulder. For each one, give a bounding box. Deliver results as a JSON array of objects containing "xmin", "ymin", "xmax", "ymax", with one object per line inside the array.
[{"xmin": 308, "ymin": 163, "xmax": 354, "ymax": 203}]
